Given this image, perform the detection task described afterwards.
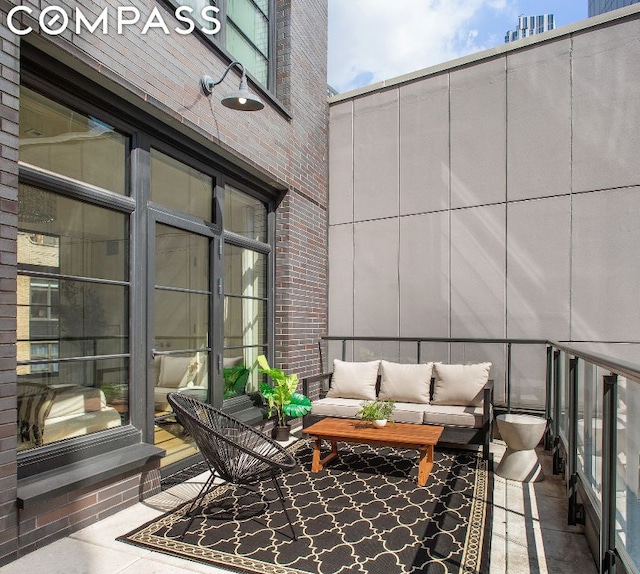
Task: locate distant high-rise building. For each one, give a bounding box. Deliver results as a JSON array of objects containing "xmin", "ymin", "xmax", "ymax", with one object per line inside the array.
[
  {"xmin": 589, "ymin": 0, "xmax": 640, "ymax": 17},
  {"xmin": 505, "ymin": 14, "xmax": 555, "ymax": 43}
]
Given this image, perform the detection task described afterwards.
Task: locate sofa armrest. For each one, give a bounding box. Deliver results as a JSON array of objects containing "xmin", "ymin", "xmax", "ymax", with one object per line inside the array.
[{"xmin": 302, "ymin": 372, "xmax": 333, "ymax": 401}]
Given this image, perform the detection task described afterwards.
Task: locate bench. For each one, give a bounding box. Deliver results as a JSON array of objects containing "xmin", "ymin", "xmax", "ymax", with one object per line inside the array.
[{"xmin": 303, "ymin": 360, "xmax": 493, "ymax": 460}]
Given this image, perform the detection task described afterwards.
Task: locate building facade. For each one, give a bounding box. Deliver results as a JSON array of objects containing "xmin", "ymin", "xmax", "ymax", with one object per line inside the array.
[
  {"xmin": 589, "ymin": 0, "xmax": 640, "ymax": 16},
  {"xmin": 328, "ymin": 6, "xmax": 640, "ymax": 409},
  {"xmin": 0, "ymin": 0, "xmax": 328, "ymax": 565},
  {"xmin": 505, "ymin": 14, "xmax": 555, "ymax": 42}
]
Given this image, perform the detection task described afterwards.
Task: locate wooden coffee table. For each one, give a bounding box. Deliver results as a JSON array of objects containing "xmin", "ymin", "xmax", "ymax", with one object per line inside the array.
[{"xmin": 303, "ymin": 417, "xmax": 444, "ymax": 486}]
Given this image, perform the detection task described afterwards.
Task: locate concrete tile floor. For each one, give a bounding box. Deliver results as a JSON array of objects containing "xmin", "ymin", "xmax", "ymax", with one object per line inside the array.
[{"xmin": 1, "ymin": 441, "xmax": 598, "ymax": 574}]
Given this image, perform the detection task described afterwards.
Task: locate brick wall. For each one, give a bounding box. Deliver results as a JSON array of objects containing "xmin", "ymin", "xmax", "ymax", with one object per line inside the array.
[
  {"xmin": 16, "ymin": 463, "xmax": 158, "ymax": 557},
  {"xmin": 0, "ymin": 0, "xmax": 19, "ymax": 563},
  {"xmin": 274, "ymin": 0, "xmax": 329, "ymax": 378}
]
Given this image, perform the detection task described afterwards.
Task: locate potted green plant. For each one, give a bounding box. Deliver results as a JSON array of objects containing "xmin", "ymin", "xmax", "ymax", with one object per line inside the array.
[
  {"xmin": 257, "ymin": 355, "xmax": 312, "ymax": 441},
  {"xmin": 356, "ymin": 398, "xmax": 395, "ymax": 428}
]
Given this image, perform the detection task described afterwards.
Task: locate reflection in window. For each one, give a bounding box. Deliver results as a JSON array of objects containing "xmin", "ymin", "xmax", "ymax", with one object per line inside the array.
[
  {"xmin": 150, "ymin": 149, "xmax": 214, "ymax": 220},
  {"xmin": 226, "ymin": 0, "xmax": 270, "ymax": 87},
  {"xmin": 16, "ymin": 185, "xmax": 129, "ymax": 451},
  {"xmin": 153, "ymin": 224, "xmax": 211, "ymax": 415},
  {"xmin": 224, "ymin": 239, "xmax": 268, "ymax": 395},
  {"xmin": 224, "ymin": 184, "xmax": 266, "ymax": 242},
  {"xmin": 19, "ymin": 87, "xmax": 128, "ymax": 195}
]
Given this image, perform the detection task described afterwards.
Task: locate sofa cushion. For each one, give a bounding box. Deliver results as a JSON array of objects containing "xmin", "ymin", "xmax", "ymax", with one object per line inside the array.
[
  {"xmin": 158, "ymin": 355, "xmax": 195, "ymax": 389},
  {"xmin": 390, "ymin": 402, "xmax": 434, "ymax": 424},
  {"xmin": 326, "ymin": 359, "xmax": 379, "ymax": 400},
  {"xmin": 311, "ymin": 397, "xmax": 364, "ymax": 419},
  {"xmin": 431, "ymin": 362, "xmax": 491, "ymax": 407},
  {"xmin": 423, "ymin": 405, "xmax": 484, "ymax": 428},
  {"xmin": 378, "ymin": 361, "xmax": 433, "ymax": 404}
]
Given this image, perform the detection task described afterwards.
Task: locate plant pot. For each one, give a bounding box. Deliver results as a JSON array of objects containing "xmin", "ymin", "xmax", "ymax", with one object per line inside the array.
[
  {"xmin": 272, "ymin": 424, "xmax": 291, "ymax": 442},
  {"xmin": 373, "ymin": 419, "xmax": 387, "ymax": 428}
]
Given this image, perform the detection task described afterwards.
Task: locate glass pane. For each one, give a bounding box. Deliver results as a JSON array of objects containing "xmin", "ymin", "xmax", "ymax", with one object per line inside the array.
[
  {"xmin": 17, "ymin": 187, "xmax": 129, "ymax": 282},
  {"xmin": 154, "ymin": 351, "xmax": 209, "ymax": 412},
  {"xmin": 226, "ymin": 23, "xmax": 268, "ymax": 86},
  {"xmin": 222, "ymin": 351, "xmax": 251, "ymax": 399},
  {"xmin": 150, "ymin": 149, "xmax": 213, "ymax": 220},
  {"xmin": 227, "ymin": 0, "xmax": 269, "ymax": 56},
  {"xmin": 616, "ymin": 375, "xmax": 640, "ymax": 569},
  {"xmin": 223, "ymin": 295, "xmax": 265, "ymax": 347},
  {"xmin": 155, "ymin": 290, "xmax": 209, "ymax": 351},
  {"xmin": 178, "ymin": 0, "xmax": 217, "ymax": 32},
  {"xmin": 19, "ymin": 86, "xmax": 128, "ymax": 195},
  {"xmin": 224, "ymin": 244, "xmax": 266, "ymax": 297},
  {"xmin": 224, "ymin": 185, "xmax": 267, "ymax": 241},
  {"xmin": 577, "ymin": 362, "xmax": 604, "ymax": 502},
  {"xmin": 17, "ymin": 279, "xmax": 128, "ymax": 360},
  {"xmin": 156, "ymin": 224, "xmax": 210, "ymax": 291},
  {"xmin": 17, "ymin": 357, "xmax": 127, "ymax": 452},
  {"xmin": 253, "ymin": 0, "xmax": 268, "ymax": 16}
]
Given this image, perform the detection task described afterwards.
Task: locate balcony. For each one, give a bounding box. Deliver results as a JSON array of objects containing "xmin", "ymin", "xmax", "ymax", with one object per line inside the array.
[{"xmin": 2, "ymin": 335, "xmax": 635, "ymax": 574}]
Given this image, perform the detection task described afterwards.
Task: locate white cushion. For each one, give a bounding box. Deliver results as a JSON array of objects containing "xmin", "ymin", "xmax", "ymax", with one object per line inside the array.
[
  {"xmin": 311, "ymin": 397, "xmax": 363, "ymax": 419},
  {"xmin": 422, "ymin": 405, "xmax": 484, "ymax": 428},
  {"xmin": 326, "ymin": 359, "xmax": 380, "ymax": 400},
  {"xmin": 431, "ymin": 362, "xmax": 491, "ymax": 407},
  {"xmin": 378, "ymin": 361, "xmax": 433, "ymax": 404},
  {"xmin": 158, "ymin": 356, "xmax": 193, "ymax": 389}
]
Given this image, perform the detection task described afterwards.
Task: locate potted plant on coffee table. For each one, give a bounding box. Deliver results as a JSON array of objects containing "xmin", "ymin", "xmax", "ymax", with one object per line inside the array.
[
  {"xmin": 257, "ymin": 355, "xmax": 312, "ymax": 441},
  {"xmin": 356, "ymin": 398, "xmax": 395, "ymax": 428}
]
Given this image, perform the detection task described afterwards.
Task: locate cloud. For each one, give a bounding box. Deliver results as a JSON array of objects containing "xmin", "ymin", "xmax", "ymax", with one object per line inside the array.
[{"xmin": 328, "ymin": 0, "xmax": 514, "ymax": 93}]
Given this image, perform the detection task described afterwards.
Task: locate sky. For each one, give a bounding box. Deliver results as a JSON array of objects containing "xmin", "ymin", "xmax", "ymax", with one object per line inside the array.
[{"xmin": 328, "ymin": 1, "xmax": 589, "ymax": 94}]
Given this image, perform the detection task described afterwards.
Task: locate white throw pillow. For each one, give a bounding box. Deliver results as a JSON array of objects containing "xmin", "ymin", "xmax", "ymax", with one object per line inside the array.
[
  {"xmin": 158, "ymin": 356, "xmax": 194, "ymax": 389},
  {"xmin": 431, "ymin": 362, "xmax": 492, "ymax": 407},
  {"xmin": 326, "ymin": 359, "xmax": 380, "ymax": 400},
  {"xmin": 378, "ymin": 361, "xmax": 433, "ymax": 404}
]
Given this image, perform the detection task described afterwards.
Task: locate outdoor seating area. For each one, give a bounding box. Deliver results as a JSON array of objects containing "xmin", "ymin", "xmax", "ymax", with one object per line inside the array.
[
  {"xmin": 305, "ymin": 359, "xmax": 494, "ymax": 459},
  {"xmin": 0, "ymin": 424, "xmax": 599, "ymax": 574}
]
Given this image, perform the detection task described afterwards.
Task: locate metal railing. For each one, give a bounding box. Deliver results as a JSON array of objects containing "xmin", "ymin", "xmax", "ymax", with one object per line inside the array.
[{"xmin": 320, "ymin": 336, "xmax": 640, "ymax": 574}]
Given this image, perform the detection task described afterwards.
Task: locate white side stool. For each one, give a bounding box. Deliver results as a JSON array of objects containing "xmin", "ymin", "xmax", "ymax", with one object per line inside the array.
[{"xmin": 495, "ymin": 414, "xmax": 547, "ymax": 482}]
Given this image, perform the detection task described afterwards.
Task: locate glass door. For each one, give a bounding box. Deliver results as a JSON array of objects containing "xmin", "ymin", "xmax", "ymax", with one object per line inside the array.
[{"xmin": 152, "ymin": 222, "xmax": 212, "ymax": 467}]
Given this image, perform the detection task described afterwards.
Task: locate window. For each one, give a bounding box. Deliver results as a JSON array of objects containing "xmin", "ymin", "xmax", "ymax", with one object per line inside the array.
[
  {"xmin": 167, "ymin": 0, "xmax": 273, "ymax": 90},
  {"xmin": 150, "ymin": 148, "xmax": 214, "ymax": 219},
  {"xmin": 20, "ymin": 86, "xmax": 128, "ymax": 195},
  {"xmin": 223, "ymin": 184, "xmax": 269, "ymax": 397},
  {"xmin": 17, "ymin": 81, "xmax": 131, "ymax": 451},
  {"xmin": 226, "ymin": 0, "xmax": 271, "ymax": 87}
]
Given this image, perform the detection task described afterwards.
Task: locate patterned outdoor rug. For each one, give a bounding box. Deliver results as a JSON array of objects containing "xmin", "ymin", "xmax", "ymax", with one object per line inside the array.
[{"xmin": 120, "ymin": 441, "xmax": 492, "ymax": 573}]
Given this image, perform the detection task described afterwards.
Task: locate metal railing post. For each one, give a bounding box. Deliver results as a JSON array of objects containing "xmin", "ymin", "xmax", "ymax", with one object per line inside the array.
[
  {"xmin": 568, "ymin": 357, "xmax": 581, "ymax": 525},
  {"xmin": 506, "ymin": 342, "xmax": 512, "ymax": 413},
  {"xmin": 553, "ymin": 350, "xmax": 563, "ymax": 474},
  {"xmin": 601, "ymin": 374, "xmax": 618, "ymax": 574},
  {"xmin": 545, "ymin": 345, "xmax": 553, "ymax": 450}
]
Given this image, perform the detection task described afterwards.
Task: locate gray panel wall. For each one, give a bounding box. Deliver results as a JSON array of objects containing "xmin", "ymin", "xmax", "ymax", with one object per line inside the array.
[{"xmin": 328, "ymin": 13, "xmax": 640, "ymax": 407}]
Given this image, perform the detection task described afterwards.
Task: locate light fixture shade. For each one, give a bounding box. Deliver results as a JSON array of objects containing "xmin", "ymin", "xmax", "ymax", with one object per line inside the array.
[
  {"xmin": 200, "ymin": 63, "xmax": 265, "ymax": 112},
  {"xmin": 221, "ymin": 90, "xmax": 265, "ymax": 111},
  {"xmin": 221, "ymin": 75, "xmax": 265, "ymax": 111}
]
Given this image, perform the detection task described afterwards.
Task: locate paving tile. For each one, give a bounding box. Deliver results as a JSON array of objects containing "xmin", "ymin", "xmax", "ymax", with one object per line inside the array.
[
  {"xmin": 0, "ymin": 537, "xmax": 141, "ymax": 574},
  {"xmin": 70, "ymin": 503, "xmax": 163, "ymax": 556}
]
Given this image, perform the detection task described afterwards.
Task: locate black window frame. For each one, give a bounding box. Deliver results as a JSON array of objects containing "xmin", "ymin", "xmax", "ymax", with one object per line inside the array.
[{"xmin": 17, "ymin": 45, "xmax": 280, "ymax": 478}]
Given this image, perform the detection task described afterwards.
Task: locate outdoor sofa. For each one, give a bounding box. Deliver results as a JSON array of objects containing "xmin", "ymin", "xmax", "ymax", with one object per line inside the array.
[{"xmin": 303, "ymin": 360, "xmax": 493, "ymax": 459}]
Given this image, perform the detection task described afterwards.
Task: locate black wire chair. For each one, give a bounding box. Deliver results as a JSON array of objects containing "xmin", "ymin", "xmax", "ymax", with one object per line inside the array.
[{"xmin": 166, "ymin": 392, "xmax": 298, "ymax": 540}]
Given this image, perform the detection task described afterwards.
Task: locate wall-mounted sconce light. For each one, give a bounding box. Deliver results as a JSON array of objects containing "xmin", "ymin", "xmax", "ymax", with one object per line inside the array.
[{"xmin": 200, "ymin": 61, "xmax": 265, "ymax": 111}]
